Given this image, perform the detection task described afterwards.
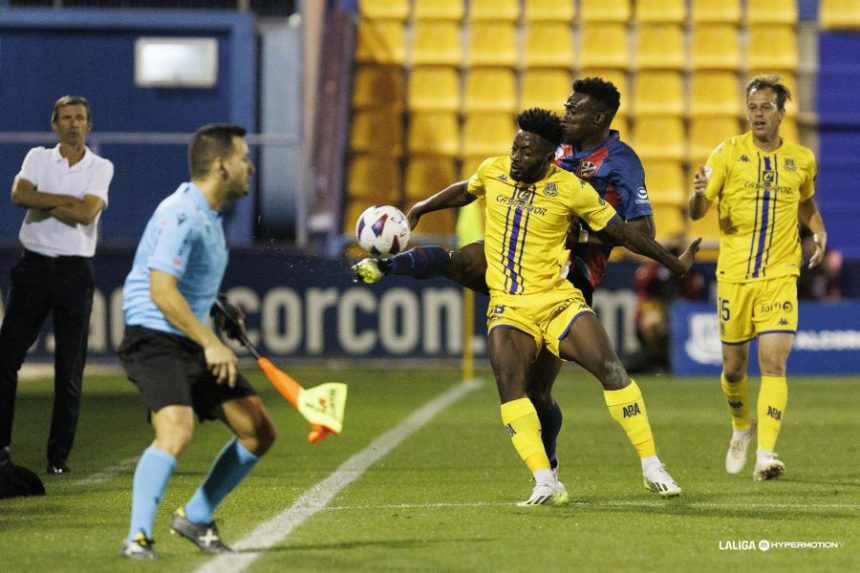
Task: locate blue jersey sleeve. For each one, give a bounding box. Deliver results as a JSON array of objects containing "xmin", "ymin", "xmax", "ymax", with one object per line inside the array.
[
  {"xmin": 610, "ymin": 145, "xmax": 652, "ymax": 220},
  {"xmin": 146, "ymin": 207, "xmax": 198, "ymax": 279}
]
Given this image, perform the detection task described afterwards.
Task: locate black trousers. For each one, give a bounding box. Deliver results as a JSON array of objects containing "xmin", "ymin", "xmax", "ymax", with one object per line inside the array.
[{"xmin": 0, "ymin": 250, "xmax": 94, "ymax": 464}]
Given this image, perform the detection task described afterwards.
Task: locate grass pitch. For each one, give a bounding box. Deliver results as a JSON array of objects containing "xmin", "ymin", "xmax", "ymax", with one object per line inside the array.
[{"xmin": 1, "ymin": 365, "xmax": 858, "ymax": 572}]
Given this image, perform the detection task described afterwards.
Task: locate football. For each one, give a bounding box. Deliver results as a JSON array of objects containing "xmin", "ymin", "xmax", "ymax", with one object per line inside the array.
[{"xmin": 355, "ymin": 205, "xmax": 411, "ymax": 255}]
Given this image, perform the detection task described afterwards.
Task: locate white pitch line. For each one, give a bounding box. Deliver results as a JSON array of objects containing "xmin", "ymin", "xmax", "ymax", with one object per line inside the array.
[
  {"xmin": 195, "ymin": 379, "xmax": 483, "ymax": 573},
  {"xmin": 75, "ymin": 456, "xmax": 140, "ymax": 486}
]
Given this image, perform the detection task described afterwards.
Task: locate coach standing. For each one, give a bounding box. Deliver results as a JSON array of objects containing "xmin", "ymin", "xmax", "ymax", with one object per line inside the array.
[{"xmin": 0, "ymin": 95, "xmax": 113, "ymax": 475}]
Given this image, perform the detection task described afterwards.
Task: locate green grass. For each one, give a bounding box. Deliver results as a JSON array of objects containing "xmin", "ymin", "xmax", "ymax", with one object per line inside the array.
[{"xmin": 1, "ymin": 366, "xmax": 858, "ymax": 572}]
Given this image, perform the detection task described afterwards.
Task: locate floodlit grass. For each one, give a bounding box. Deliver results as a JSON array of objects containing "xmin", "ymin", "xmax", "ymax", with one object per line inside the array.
[{"xmin": 1, "ymin": 366, "xmax": 858, "ymax": 572}]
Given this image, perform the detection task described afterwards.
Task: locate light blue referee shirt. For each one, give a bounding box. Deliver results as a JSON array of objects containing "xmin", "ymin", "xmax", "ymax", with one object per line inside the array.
[{"xmin": 122, "ymin": 182, "xmax": 228, "ymax": 336}]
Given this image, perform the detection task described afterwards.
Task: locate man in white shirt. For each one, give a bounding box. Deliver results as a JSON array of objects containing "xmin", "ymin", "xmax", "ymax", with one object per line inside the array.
[{"xmin": 0, "ymin": 95, "xmax": 113, "ymax": 475}]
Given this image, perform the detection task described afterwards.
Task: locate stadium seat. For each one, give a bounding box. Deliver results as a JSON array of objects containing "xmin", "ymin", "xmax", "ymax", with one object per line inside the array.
[
  {"xmin": 579, "ymin": 24, "xmax": 630, "ymax": 69},
  {"xmin": 523, "ymin": 22, "xmax": 575, "ymax": 69},
  {"xmin": 352, "ymin": 66, "xmax": 405, "ymax": 110},
  {"xmin": 408, "ymin": 112, "xmax": 460, "ymax": 156},
  {"xmin": 820, "ymin": 0, "xmax": 860, "ymax": 29},
  {"xmin": 464, "ymin": 68, "xmax": 517, "ymax": 113},
  {"xmin": 579, "ymin": 69, "xmax": 630, "ymax": 119},
  {"xmin": 462, "ymin": 113, "xmax": 516, "ymax": 158},
  {"xmin": 689, "ymin": 72, "xmax": 742, "ymax": 117},
  {"xmin": 688, "ymin": 208, "xmax": 721, "ymax": 245},
  {"xmin": 634, "ymin": 24, "xmax": 685, "ymax": 70},
  {"xmin": 690, "ymin": 25, "xmax": 741, "ymax": 70},
  {"xmin": 632, "ymin": 71, "xmax": 685, "ymax": 117},
  {"xmin": 358, "ymin": 0, "xmax": 408, "ymax": 21},
  {"xmin": 630, "ymin": 117, "xmax": 686, "ymax": 161},
  {"xmin": 746, "ymin": 0, "xmax": 797, "ymax": 25},
  {"xmin": 411, "ymin": 210, "xmax": 455, "ymax": 238},
  {"xmin": 411, "ymin": 21, "xmax": 462, "ymax": 66},
  {"xmin": 643, "ymin": 159, "xmax": 686, "ymax": 206},
  {"xmin": 350, "ymin": 109, "xmax": 404, "ymax": 156},
  {"xmin": 691, "ymin": 0, "xmax": 741, "ymax": 23},
  {"xmin": 405, "ymin": 157, "xmax": 457, "ymax": 200},
  {"xmin": 355, "ymin": 20, "xmax": 406, "ymax": 65},
  {"xmin": 413, "ymin": 0, "xmax": 463, "ymax": 21},
  {"xmin": 468, "ymin": 22, "xmax": 518, "ymax": 67},
  {"xmin": 651, "ymin": 204, "xmax": 688, "ymax": 241},
  {"xmin": 469, "ymin": 0, "xmax": 519, "ymax": 22},
  {"xmin": 347, "ymin": 156, "xmax": 402, "ymax": 203},
  {"xmin": 580, "ymin": 0, "xmax": 631, "ymax": 22},
  {"xmin": 461, "ymin": 155, "xmax": 488, "ymax": 180},
  {"xmin": 747, "ymin": 26, "xmax": 798, "ymax": 72},
  {"xmin": 525, "ymin": 0, "xmax": 576, "ymax": 23},
  {"xmin": 635, "ymin": 0, "xmax": 686, "ymax": 24},
  {"xmin": 689, "ymin": 117, "xmax": 740, "ymax": 165},
  {"xmin": 520, "ymin": 69, "xmax": 572, "ymax": 113},
  {"xmin": 408, "ymin": 67, "xmax": 460, "ymax": 112}
]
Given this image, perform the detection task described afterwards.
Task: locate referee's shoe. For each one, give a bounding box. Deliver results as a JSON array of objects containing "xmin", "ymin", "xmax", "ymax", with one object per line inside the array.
[{"xmin": 170, "ymin": 507, "xmax": 233, "ymax": 553}]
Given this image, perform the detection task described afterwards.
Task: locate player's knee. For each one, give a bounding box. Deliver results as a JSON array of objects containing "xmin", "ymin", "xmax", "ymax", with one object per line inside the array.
[
  {"xmin": 154, "ymin": 428, "xmax": 194, "ymax": 458},
  {"xmin": 759, "ymin": 358, "xmax": 788, "ymax": 377},
  {"xmin": 722, "ymin": 368, "xmax": 746, "ymax": 383},
  {"xmin": 599, "ymin": 359, "xmax": 629, "ymax": 390}
]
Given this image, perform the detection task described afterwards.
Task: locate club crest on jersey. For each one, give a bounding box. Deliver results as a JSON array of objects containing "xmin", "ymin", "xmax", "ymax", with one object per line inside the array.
[
  {"xmin": 784, "ymin": 158, "xmax": 796, "ymax": 171},
  {"xmin": 579, "ymin": 160, "xmax": 597, "ymax": 178},
  {"xmin": 543, "ymin": 183, "xmax": 558, "ymax": 197}
]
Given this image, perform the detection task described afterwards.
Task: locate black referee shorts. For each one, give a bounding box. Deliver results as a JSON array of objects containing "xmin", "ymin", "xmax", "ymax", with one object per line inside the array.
[{"xmin": 118, "ymin": 325, "xmax": 257, "ymax": 422}]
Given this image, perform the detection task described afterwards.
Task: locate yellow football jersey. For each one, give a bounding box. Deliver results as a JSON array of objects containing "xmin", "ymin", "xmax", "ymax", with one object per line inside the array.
[
  {"xmin": 467, "ymin": 156, "xmax": 617, "ymax": 295},
  {"xmin": 704, "ymin": 131, "xmax": 816, "ymax": 283}
]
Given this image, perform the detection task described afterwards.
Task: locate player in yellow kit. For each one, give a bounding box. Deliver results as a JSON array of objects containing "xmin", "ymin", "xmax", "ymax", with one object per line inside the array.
[
  {"xmin": 409, "ymin": 109, "xmax": 699, "ymax": 504},
  {"xmin": 690, "ymin": 74, "xmax": 828, "ymax": 481}
]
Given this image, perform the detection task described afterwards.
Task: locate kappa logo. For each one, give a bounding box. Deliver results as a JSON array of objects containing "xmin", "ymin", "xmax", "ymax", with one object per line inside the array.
[
  {"xmin": 544, "ymin": 182, "xmax": 558, "ymax": 197},
  {"xmin": 505, "ymin": 423, "xmax": 516, "ymax": 437},
  {"xmin": 498, "ymin": 173, "xmax": 508, "ymax": 182},
  {"xmin": 739, "ymin": 154, "xmax": 750, "ymax": 162},
  {"xmin": 778, "ymin": 318, "xmax": 789, "ymax": 326},
  {"xmin": 622, "ymin": 403, "xmax": 642, "ymax": 418},
  {"xmin": 784, "ymin": 158, "xmax": 796, "ymax": 171},
  {"xmin": 728, "ymin": 400, "xmax": 743, "ymax": 409},
  {"xmin": 177, "ymin": 213, "xmax": 188, "ymax": 226}
]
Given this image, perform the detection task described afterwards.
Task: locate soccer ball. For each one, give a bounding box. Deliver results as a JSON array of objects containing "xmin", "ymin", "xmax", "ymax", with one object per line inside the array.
[{"xmin": 355, "ymin": 205, "xmax": 411, "ymax": 255}]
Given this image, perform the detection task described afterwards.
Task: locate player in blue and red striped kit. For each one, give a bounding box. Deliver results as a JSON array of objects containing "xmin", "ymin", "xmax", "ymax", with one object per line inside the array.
[{"xmin": 354, "ymin": 78, "xmax": 662, "ymax": 483}]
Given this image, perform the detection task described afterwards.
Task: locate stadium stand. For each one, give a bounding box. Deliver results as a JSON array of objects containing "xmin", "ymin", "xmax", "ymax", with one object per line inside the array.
[
  {"xmin": 358, "ymin": 0, "xmax": 408, "ymax": 21},
  {"xmin": 355, "ymin": 19, "xmax": 406, "ymax": 65},
  {"xmin": 405, "ymin": 156, "xmax": 458, "ymax": 200},
  {"xmin": 819, "ymin": 0, "xmax": 860, "ymax": 29},
  {"xmin": 463, "ymin": 68, "xmax": 518, "ymax": 113},
  {"xmin": 579, "ymin": 23, "xmax": 630, "ymax": 69},
  {"xmin": 632, "ymin": 71, "xmax": 685, "ymax": 117},
  {"xmin": 689, "ymin": 116, "xmax": 742, "ymax": 165},
  {"xmin": 408, "ymin": 67, "xmax": 460, "ymax": 112},
  {"xmin": 631, "ymin": 117, "xmax": 686, "ymax": 161},
  {"xmin": 352, "ymin": 66, "xmax": 405, "ymax": 110},
  {"xmin": 525, "ymin": 0, "xmax": 576, "ymax": 23},
  {"xmin": 467, "ymin": 22, "xmax": 518, "ymax": 67},
  {"xmin": 523, "ymin": 21, "xmax": 575, "ymax": 69},
  {"xmin": 689, "ymin": 72, "xmax": 742, "ymax": 117},
  {"xmin": 580, "ymin": 0, "xmax": 631, "ymax": 23},
  {"xmin": 690, "ymin": 24, "xmax": 742, "ymax": 70},
  {"xmin": 747, "ymin": 25, "xmax": 799, "ymax": 72},
  {"xmin": 408, "ymin": 111, "xmax": 460, "ymax": 156},
  {"xmin": 413, "ymin": 0, "xmax": 463, "ymax": 21},
  {"xmin": 691, "ymin": 0, "xmax": 741, "ymax": 23},
  {"xmin": 746, "ymin": 0, "xmax": 798, "ymax": 25},
  {"xmin": 468, "ymin": 0, "xmax": 519, "ymax": 22},
  {"xmin": 520, "ymin": 69, "xmax": 572, "ymax": 112},
  {"xmin": 411, "ymin": 20, "xmax": 461, "ymax": 66},
  {"xmin": 635, "ymin": 0, "xmax": 686, "ymax": 24},
  {"xmin": 462, "ymin": 113, "xmax": 516, "ymax": 158},
  {"xmin": 634, "ymin": 24, "xmax": 686, "ymax": 70},
  {"xmin": 350, "ymin": 109, "xmax": 404, "ymax": 156},
  {"xmin": 643, "ymin": 159, "xmax": 687, "ymax": 206},
  {"xmin": 348, "ymin": 156, "xmax": 402, "ymax": 203}
]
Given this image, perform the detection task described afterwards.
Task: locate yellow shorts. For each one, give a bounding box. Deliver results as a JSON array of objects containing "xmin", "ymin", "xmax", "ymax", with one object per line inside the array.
[
  {"xmin": 717, "ymin": 276, "xmax": 798, "ymax": 344},
  {"xmin": 486, "ymin": 282, "xmax": 594, "ymax": 358}
]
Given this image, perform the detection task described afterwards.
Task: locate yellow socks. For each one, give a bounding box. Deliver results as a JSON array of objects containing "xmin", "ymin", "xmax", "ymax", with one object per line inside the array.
[
  {"xmin": 604, "ymin": 380, "xmax": 656, "ymax": 458},
  {"xmin": 500, "ymin": 398, "xmax": 551, "ymax": 474},
  {"xmin": 757, "ymin": 375, "xmax": 788, "ymax": 452},
  {"xmin": 721, "ymin": 373, "xmax": 752, "ymax": 432}
]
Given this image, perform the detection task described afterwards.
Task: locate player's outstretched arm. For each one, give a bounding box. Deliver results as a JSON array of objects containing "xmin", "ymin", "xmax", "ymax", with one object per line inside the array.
[
  {"xmin": 407, "ymin": 180, "xmax": 475, "ymax": 229},
  {"xmin": 602, "ymin": 217, "xmax": 701, "ymax": 276}
]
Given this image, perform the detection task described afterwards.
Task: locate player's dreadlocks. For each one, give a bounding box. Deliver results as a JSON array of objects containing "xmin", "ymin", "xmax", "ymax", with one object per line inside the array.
[
  {"xmin": 746, "ymin": 74, "xmax": 792, "ymax": 111},
  {"xmin": 573, "ymin": 77, "xmax": 621, "ymax": 116},
  {"xmin": 516, "ymin": 108, "xmax": 564, "ymax": 148}
]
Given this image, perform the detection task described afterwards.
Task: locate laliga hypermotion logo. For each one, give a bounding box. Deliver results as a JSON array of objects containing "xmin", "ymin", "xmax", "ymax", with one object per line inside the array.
[{"xmin": 685, "ymin": 313, "xmax": 722, "ymax": 365}]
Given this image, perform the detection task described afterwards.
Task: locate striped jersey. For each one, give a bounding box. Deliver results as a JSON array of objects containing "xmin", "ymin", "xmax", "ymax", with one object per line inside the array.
[
  {"xmin": 703, "ymin": 131, "xmax": 817, "ymax": 282},
  {"xmin": 466, "ymin": 156, "xmax": 617, "ymax": 295}
]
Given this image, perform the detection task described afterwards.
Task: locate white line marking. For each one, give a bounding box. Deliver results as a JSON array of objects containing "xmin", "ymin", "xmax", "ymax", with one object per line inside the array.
[
  {"xmin": 195, "ymin": 379, "xmax": 483, "ymax": 573},
  {"xmin": 75, "ymin": 456, "xmax": 140, "ymax": 486}
]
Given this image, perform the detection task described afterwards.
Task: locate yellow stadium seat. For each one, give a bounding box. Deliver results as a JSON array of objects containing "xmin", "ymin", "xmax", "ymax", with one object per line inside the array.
[
  {"xmin": 635, "ymin": 0, "xmax": 686, "ymax": 23},
  {"xmin": 689, "ymin": 117, "xmax": 741, "ymax": 165},
  {"xmin": 643, "ymin": 160, "xmax": 686, "ymax": 205},
  {"xmin": 358, "ymin": 0, "xmax": 408, "ymax": 21},
  {"xmin": 820, "ymin": 0, "xmax": 860, "ymax": 29},
  {"xmin": 462, "ymin": 113, "xmax": 516, "ymax": 157},
  {"xmin": 464, "ymin": 68, "xmax": 517, "ymax": 113},
  {"xmin": 408, "ymin": 112, "xmax": 460, "ymax": 156},
  {"xmin": 461, "ymin": 155, "xmax": 487, "ymax": 180},
  {"xmin": 746, "ymin": 0, "xmax": 797, "ymax": 25},
  {"xmin": 580, "ymin": 0, "xmax": 631, "ymax": 22},
  {"xmin": 579, "ymin": 69, "xmax": 630, "ymax": 119},
  {"xmin": 413, "ymin": 0, "xmax": 463, "ymax": 21},
  {"xmin": 412, "ymin": 21, "xmax": 462, "ymax": 66},
  {"xmin": 408, "ymin": 67, "xmax": 460, "ymax": 112},
  {"xmin": 635, "ymin": 24, "xmax": 685, "ymax": 70},
  {"xmin": 468, "ymin": 22, "xmax": 518, "ymax": 67},
  {"xmin": 691, "ymin": 0, "xmax": 741, "ymax": 23},
  {"xmin": 691, "ymin": 25, "xmax": 742, "ymax": 70},
  {"xmin": 411, "ymin": 210, "xmax": 456, "ymax": 238},
  {"xmin": 350, "ymin": 109, "xmax": 404, "ymax": 156},
  {"xmin": 747, "ymin": 26, "xmax": 798, "ymax": 72},
  {"xmin": 405, "ymin": 157, "xmax": 458, "ymax": 200},
  {"xmin": 525, "ymin": 0, "xmax": 576, "ymax": 22},
  {"xmin": 688, "ymin": 209, "xmax": 721, "ymax": 244},
  {"xmin": 470, "ymin": 0, "xmax": 519, "ymax": 21},
  {"xmin": 630, "ymin": 117, "xmax": 685, "ymax": 161},
  {"xmin": 355, "ymin": 20, "xmax": 406, "ymax": 65},
  {"xmin": 579, "ymin": 24, "xmax": 630, "ymax": 69},
  {"xmin": 689, "ymin": 72, "xmax": 742, "ymax": 117},
  {"xmin": 523, "ymin": 22, "xmax": 575, "ymax": 69},
  {"xmin": 521, "ymin": 69, "xmax": 572, "ymax": 113},
  {"xmin": 347, "ymin": 155, "xmax": 402, "ymax": 203},
  {"xmin": 652, "ymin": 204, "xmax": 688, "ymax": 241},
  {"xmin": 352, "ymin": 66, "xmax": 404, "ymax": 110},
  {"xmin": 632, "ymin": 71, "xmax": 685, "ymax": 117}
]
